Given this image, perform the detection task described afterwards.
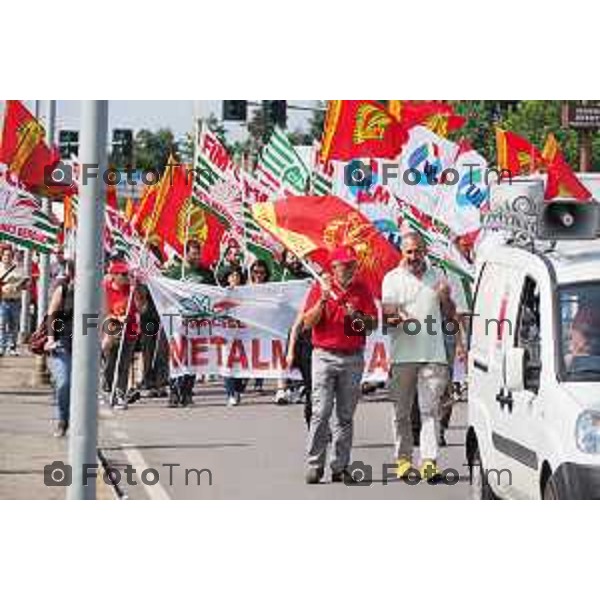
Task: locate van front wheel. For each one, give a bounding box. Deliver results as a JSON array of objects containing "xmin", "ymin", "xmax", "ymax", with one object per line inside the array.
[{"xmin": 543, "ymin": 474, "xmax": 559, "ymax": 500}]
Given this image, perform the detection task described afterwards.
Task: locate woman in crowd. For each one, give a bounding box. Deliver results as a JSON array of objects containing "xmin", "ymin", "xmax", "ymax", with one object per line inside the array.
[
  {"xmin": 286, "ymin": 306, "xmax": 313, "ymax": 427},
  {"xmin": 135, "ymin": 284, "xmax": 169, "ymax": 398},
  {"xmin": 249, "ymin": 259, "xmax": 270, "ymax": 394},
  {"xmin": 45, "ymin": 260, "xmax": 75, "ymax": 437},
  {"xmin": 223, "ymin": 265, "xmax": 247, "ymax": 406}
]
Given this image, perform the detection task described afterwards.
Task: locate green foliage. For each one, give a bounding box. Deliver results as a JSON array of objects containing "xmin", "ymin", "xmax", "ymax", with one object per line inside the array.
[
  {"xmin": 134, "ymin": 128, "xmax": 178, "ymax": 173},
  {"xmin": 450, "ymin": 100, "xmax": 600, "ymax": 171},
  {"xmin": 499, "ymin": 101, "xmax": 579, "ymax": 167},
  {"xmin": 449, "ymin": 101, "xmax": 502, "ymax": 161},
  {"xmin": 288, "ymin": 130, "xmax": 313, "ymax": 146},
  {"xmin": 308, "ymin": 101, "xmax": 326, "ymax": 141},
  {"xmin": 246, "ymin": 105, "xmax": 270, "ymax": 150},
  {"xmin": 204, "ymin": 113, "xmax": 228, "ymax": 148}
]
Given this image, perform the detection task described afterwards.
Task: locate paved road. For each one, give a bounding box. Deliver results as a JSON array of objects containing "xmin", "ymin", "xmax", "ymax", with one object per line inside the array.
[
  {"xmin": 0, "ymin": 355, "xmax": 113, "ymax": 500},
  {"xmin": 98, "ymin": 383, "xmax": 473, "ymax": 500}
]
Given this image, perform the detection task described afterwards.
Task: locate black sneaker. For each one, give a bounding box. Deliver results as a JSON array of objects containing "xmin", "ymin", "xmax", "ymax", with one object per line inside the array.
[
  {"xmin": 331, "ymin": 470, "xmax": 345, "ymax": 483},
  {"xmin": 305, "ymin": 467, "xmax": 324, "ymax": 484},
  {"xmin": 53, "ymin": 420, "xmax": 68, "ymax": 438},
  {"xmin": 331, "ymin": 469, "xmax": 358, "ymax": 485},
  {"xmin": 127, "ymin": 390, "xmax": 141, "ymax": 405}
]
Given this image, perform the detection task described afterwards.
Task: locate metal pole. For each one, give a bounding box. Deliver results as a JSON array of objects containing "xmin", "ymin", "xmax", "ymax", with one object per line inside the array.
[
  {"xmin": 32, "ymin": 101, "xmax": 56, "ymax": 384},
  {"xmin": 18, "ymin": 101, "xmax": 41, "ymax": 344},
  {"xmin": 37, "ymin": 100, "xmax": 56, "ymax": 325},
  {"xmin": 67, "ymin": 101, "xmax": 108, "ymax": 500}
]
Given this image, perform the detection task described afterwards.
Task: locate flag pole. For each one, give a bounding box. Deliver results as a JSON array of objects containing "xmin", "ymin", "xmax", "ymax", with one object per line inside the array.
[
  {"xmin": 18, "ymin": 100, "xmax": 41, "ymax": 345},
  {"xmin": 181, "ymin": 200, "xmax": 192, "ymax": 279},
  {"xmin": 292, "ymin": 252, "xmax": 340, "ymax": 302},
  {"xmin": 107, "ymin": 205, "xmax": 155, "ymax": 407},
  {"xmin": 33, "ymin": 100, "xmax": 56, "ymax": 385}
]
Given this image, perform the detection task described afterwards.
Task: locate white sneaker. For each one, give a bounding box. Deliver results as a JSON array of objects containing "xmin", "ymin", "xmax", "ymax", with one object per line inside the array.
[
  {"xmin": 274, "ymin": 389, "xmax": 288, "ymax": 405},
  {"xmin": 227, "ymin": 395, "xmax": 239, "ymax": 406},
  {"xmin": 8, "ymin": 348, "xmax": 19, "ymax": 357},
  {"xmin": 288, "ymin": 388, "xmax": 304, "ymax": 404}
]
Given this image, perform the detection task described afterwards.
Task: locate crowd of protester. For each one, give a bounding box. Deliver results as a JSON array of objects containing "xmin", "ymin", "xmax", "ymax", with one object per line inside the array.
[{"xmin": 1, "ymin": 231, "xmax": 474, "ymax": 485}]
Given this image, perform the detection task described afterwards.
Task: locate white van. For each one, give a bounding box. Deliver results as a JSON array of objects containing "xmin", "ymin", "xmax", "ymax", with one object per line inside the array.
[{"xmin": 466, "ymin": 235, "xmax": 600, "ymax": 499}]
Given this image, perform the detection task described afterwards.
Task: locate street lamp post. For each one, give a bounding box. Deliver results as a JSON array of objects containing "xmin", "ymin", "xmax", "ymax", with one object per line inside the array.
[{"xmin": 67, "ymin": 101, "xmax": 108, "ymax": 500}]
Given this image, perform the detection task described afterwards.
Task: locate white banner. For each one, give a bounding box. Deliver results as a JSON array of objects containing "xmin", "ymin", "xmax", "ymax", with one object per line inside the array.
[{"xmin": 146, "ymin": 275, "xmax": 391, "ymax": 381}]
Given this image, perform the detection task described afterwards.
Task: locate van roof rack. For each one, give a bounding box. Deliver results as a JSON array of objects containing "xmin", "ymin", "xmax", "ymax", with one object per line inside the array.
[{"xmin": 482, "ymin": 197, "xmax": 600, "ymax": 253}]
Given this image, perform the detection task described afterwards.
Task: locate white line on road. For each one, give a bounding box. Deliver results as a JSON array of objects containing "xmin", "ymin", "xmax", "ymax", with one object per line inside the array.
[{"xmin": 102, "ymin": 415, "xmax": 171, "ymax": 500}]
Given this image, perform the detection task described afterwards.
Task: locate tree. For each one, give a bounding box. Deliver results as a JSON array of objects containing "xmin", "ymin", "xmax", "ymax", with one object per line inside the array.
[
  {"xmin": 308, "ymin": 101, "xmax": 326, "ymax": 142},
  {"xmin": 134, "ymin": 128, "xmax": 178, "ymax": 173},
  {"xmin": 288, "ymin": 129, "xmax": 313, "ymax": 146},
  {"xmin": 203, "ymin": 113, "xmax": 228, "ymax": 147},
  {"xmin": 498, "ymin": 101, "xmax": 580, "ymax": 168},
  {"xmin": 449, "ymin": 101, "xmax": 517, "ymax": 162},
  {"xmin": 449, "ymin": 100, "xmax": 600, "ymax": 171},
  {"xmin": 246, "ymin": 104, "xmax": 270, "ymax": 151}
]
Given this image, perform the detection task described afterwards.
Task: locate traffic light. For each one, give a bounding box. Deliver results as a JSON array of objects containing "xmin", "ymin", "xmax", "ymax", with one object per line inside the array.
[
  {"xmin": 223, "ymin": 101, "xmax": 248, "ymax": 121},
  {"xmin": 263, "ymin": 100, "xmax": 287, "ymax": 129},
  {"xmin": 111, "ymin": 129, "xmax": 134, "ymax": 167},
  {"xmin": 58, "ymin": 130, "xmax": 79, "ymax": 159},
  {"xmin": 538, "ymin": 199, "xmax": 600, "ymax": 240}
]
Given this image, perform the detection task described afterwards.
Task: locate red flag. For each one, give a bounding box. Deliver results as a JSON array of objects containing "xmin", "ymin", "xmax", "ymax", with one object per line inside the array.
[
  {"xmin": 106, "ymin": 184, "xmax": 118, "ymax": 211},
  {"xmin": 496, "ymin": 128, "xmax": 544, "ymax": 176},
  {"xmin": 133, "ymin": 160, "xmax": 227, "ymax": 265},
  {"xmin": 391, "ymin": 101, "xmax": 466, "ymax": 137},
  {"xmin": 544, "ymin": 145, "xmax": 592, "ymax": 201},
  {"xmin": 320, "ymin": 100, "xmax": 408, "ymax": 162},
  {"xmin": 252, "ymin": 195, "xmax": 400, "ymax": 298},
  {"xmin": 0, "ymin": 100, "xmax": 62, "ymax": 194}
]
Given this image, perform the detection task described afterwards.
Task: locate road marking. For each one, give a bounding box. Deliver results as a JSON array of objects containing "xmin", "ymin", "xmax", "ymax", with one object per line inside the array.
[{"xmin": 102, "ymin": 418, "xmax": 171, "ymax": 501}]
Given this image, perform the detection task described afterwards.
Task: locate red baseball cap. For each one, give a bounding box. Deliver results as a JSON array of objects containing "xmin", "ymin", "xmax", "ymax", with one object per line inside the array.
[
  {"xmin": 108, "ymin": 260, "xmax": 129, "ymax": 275},
  {"xmin": 328, "ymin": 245, "xmax": 358, "ymax": 266}
]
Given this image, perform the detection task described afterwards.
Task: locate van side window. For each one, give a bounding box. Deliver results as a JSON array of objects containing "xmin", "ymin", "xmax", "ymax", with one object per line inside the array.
[{"xmin": 515, "ymin": 276, "xmax": 541, "ymax": 392}]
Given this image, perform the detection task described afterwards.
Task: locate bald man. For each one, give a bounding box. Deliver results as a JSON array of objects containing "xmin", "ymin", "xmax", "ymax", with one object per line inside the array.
[{"xmin": 382, "ymin": 231, "xmax": 456, "ymax": 481}]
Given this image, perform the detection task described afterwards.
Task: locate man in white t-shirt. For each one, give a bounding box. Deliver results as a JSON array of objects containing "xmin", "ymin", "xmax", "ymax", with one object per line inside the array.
[{"xmin": 381, "ymin": 231, "xmax": 456, "ymax": 481}]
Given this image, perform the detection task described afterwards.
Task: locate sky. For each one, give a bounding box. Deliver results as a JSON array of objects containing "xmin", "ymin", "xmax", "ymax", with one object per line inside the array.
[{"xmin": 0, "ymin": 100, "xmax": 317, "ymax": 140}]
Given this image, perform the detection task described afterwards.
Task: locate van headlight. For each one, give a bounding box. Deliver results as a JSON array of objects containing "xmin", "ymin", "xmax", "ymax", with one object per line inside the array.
[{"xmin": 576, "ymin": 410, "xmax": 600, "ymax": 454}]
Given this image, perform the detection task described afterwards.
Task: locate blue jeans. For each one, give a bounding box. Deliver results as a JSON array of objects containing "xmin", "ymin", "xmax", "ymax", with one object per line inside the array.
[
  {"xmin": 48, "ymin": 345, "xmax": 72, "ymax": 423},
  {"xmin": 224, "ymin": 378, "xmax": 247, "ymax": 397},
  {"xmin": 0, "ymin": 299, "xmax": 20, "ymax": 351}
]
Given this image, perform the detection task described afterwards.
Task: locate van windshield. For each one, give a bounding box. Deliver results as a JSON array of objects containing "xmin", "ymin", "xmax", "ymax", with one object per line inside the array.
[{"xmin": 560, "ymin": 282, "xmax": 600, "ymax": 382}]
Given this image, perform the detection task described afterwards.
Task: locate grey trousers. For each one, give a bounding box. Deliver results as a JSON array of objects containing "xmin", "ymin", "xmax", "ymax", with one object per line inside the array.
[
  {"xmin": 389, "ymin": 363, "xmax": 448, "ymax": 462},
  {"xmin": 306, "ymin": 348, "xmax": 364, "ymax": 473}
]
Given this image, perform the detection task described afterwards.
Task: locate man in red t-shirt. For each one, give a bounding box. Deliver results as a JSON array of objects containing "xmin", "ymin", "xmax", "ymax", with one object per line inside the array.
[
  {"xmin": 102, "ymin": 260, "xmax": 140, "ymax": 408},
  {"xmin": 303, "ymin": 246, "xmax": 377, "ymax": 484}
]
